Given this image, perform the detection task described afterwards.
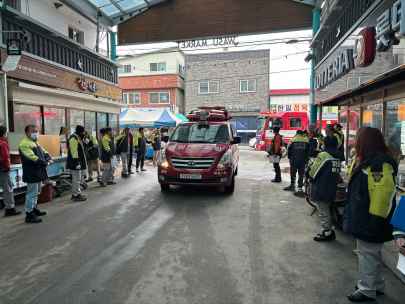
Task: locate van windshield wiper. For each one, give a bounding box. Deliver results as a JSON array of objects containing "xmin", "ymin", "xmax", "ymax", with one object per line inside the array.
[{"xmin": 171, "ymin": 140, "xmax": 189, "ymax": 143}]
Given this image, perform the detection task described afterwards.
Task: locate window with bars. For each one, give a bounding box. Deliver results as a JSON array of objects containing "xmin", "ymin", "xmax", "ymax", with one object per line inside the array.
[
  {"xmin": 149, "ymin": 92, "xmax": 170, "ymax": 104},
  {"xmin": 150, "ymin": 62, "xmax": 166, "ymax": 71},
  {"xmin": 240, "ymin": 79, "xmax": 256, "ymax": 92},
  {"xmin": 199, "ymin": 81, "xmax": 219, "ymax": 94},
  {"xmin": 123, "ymin": 93, "xmax": 140, "ymax": 105}
]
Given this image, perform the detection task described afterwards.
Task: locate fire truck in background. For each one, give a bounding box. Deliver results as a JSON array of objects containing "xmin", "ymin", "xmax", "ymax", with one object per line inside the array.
[{"xmin": 254, "ymin": 110, "xmax": 360, "ymax": 158}]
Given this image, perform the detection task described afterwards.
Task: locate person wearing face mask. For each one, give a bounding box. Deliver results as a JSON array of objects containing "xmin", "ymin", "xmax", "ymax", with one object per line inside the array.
[
  {"xmin": 19, "ymin": 124, "xmax": 53, "ymax": 223},
  {"xmin": 66, "ymin": 125, "xmax": 87, "ymax": 201}
]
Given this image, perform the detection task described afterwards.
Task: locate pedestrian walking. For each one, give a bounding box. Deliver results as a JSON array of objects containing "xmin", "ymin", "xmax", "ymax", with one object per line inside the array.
[
  {"xmin": 66, "ymin": 125, "xmax": 87, "ymax": 201},
  {"xmin": 85, "ymin": 132, "xmax": 101, "ymax": 182},
  {"xmin": 343, "ymin": 127, "xmax": 398, "ymax": 302},
  {"xmin": 0, "ymin": 126, "xmax": 21, "ymax": 217},
  {"xmin": 115, "ymin": 126, "xmax": 133, "ymax": 178},
  {"xmin": 100, "ymin": 127, "xmax": 116, "ymax": 187},
  {"xmin": 151, "ymin": 128, "xmax": 162, "ymax": 166},
  {"xmin": 19, "ymin": 124, "xmax": 52, "ymax": 223},
  {"xmin": 305, "ymin": 136, "xmax": 341, "ymax": 241},
  {"xmin": 134, "ymin": 127, "xmax": 151, "ymax": 172},
  {"xmin": 270, "ymin": 126, "xmax": 282, "ymax": 183},
  {"xmin": 284, "ymin": 130, "xmax": 310, "ymax": 194}
]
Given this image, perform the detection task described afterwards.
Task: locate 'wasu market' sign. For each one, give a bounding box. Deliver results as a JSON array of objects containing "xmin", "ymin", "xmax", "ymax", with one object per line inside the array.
[{"xmin": 315, "ymin": 49, "xmax": 354, "ymax": 91}]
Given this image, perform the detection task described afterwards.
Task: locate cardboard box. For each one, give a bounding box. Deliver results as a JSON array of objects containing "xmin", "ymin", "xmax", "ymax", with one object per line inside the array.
[{"xmin": 37, "ymin": 135, "xmax": 61, "ymax": 158}]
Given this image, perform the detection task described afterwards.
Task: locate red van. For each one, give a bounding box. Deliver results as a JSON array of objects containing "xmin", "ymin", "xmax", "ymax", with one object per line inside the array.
[{"xmin": 158, "ymin": 107, "xmax": 240, "ymax": 194}]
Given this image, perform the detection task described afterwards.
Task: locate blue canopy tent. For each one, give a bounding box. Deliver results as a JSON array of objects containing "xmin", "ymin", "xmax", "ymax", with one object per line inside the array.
[{"xmin": 231, "ymin": 121, "xmax": 247, "ymax": 131}]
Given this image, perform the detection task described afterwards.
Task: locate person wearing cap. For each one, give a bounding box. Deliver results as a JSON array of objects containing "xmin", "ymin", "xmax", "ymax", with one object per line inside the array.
[
  {"xmin": 305, "ymin": 136, "xmax": 342, "ymax": 241},
  {"xmin": 335, "ymin": 123, "xmax": 345, "ymax": 161},
  {"xmin": 151, "ymin": 128, "xmax": 162, "ymax": 166},
  {"xmin": 115, "ymin": 126, "xmax": 133, "ymax": 178},
  {"xmin": 66, "ymin": 125, "xmax": 87, "ymax": 201}
]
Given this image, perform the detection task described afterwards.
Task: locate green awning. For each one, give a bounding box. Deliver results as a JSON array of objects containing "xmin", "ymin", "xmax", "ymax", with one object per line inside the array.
[{"xmin": 175, "ymin": 114, "xmax": 188, "ymax": 122}]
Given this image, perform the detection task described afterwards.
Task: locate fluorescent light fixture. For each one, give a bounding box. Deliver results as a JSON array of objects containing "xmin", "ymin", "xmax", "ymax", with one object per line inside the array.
[{"xmin": 321, "ymin": 0, "xmax": 326, "ymax": 9}]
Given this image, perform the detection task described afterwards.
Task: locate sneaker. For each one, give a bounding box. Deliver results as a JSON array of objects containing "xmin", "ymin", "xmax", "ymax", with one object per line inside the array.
[
  {"xmin": 129, "ymin": 171, "xmax": 135, "ymax": 175},
  {"xmin": 4, "ymin": 208, "xmax": 22, "ymax": 217},
  {"xmin": 33, "ymin": 208, "xmax": 46, "ymax": 216},
  {"xmin": 25, "ymin": 211, "xmax": 42, "ymax": 223},
  {"xmin": 71, "ymin": 194, "xmax": 86, "ymax": 199},
  {"xmin": 283, "ymin": 184, "xmax": 295, "ymax": 191},
  {"xmin": 271, "ymin": 177, "xmax": 282, "ymax": 183},
  {"xmin": 107, "ymin": 181, "xmax": 117, "ymax": 185},
  {"xmin": 100, "ymin": 182, "xmax": 107, "ymax": 187},
  {"xmin": 136, "ymin": 168, "xmax": 139, "ymax": 172},
  {"xmin": 97, "ymin": 177, "xmax": 101, "ymax": 182},
  {"xmin": 72, "ymin": 194, "xmax": 87, "ymax": 201},
  {"xmin": 121, "ymin": 174, "xmax": 130, "ymax": 178},
  {"xmin": 85, "ymin": 178, "xmax": 93, "ymax": 182},
  {"xmin": 141, "ymin": 168, "xmax": 147, "ymax": 171},
  {"xmin": 153, "ymin": 162, "xmax": 156, "ymax": 166},
  {"xmin": 314, "ymin": 229, "xmax": 336, "ymax": 242}
]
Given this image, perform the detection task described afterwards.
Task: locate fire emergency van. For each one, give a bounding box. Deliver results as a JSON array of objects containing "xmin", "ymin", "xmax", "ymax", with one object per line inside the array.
[{"xmin": 158, "ymin": 107, "xmax": 240, "ymax": 194}]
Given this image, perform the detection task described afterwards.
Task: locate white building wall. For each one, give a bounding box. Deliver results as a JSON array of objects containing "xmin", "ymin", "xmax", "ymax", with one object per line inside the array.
[{"xmin": 270, "ymin": 94, "xmax": 309, "ymax": 105}]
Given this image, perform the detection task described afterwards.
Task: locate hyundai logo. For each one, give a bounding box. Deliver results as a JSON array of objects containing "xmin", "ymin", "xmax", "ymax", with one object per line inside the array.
[{"xmin": 187, "ymin": 161, "xmax": 196, "ymax": 166}]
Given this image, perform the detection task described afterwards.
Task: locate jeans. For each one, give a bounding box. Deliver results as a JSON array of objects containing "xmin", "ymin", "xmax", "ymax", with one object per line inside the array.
[
  {"xmin": 153, "ymin": 150, "xmax": 161, "ymax": 165},
  {"xmin": 0, "ymin": 171, "xmax": 15, "ymax": 209},
  {"xmin": 25, "ymin": 182, "xmax": 42, "ymax": 212},
  {"xmin": 136, "ymin": 153, "xmax": 145, "ymax": 169},
  {"xmin": 71, "ymin": 170, "xmax": 82, "ymax": 196},
  {"xmin": 290, "ymin": 165, "xmax": 305, "ymax": 187}
]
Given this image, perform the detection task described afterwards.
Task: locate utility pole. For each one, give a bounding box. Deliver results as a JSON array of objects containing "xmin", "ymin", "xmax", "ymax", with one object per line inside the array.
[{"xmin": 310, "ymin": 9, "xmax": 320, "ymax": 125}]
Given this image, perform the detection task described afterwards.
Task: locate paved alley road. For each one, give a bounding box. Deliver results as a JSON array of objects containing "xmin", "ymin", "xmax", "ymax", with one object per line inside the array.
[{"xmin": 0, "ymin": 147, "xmax": 403, "ymax": 304}]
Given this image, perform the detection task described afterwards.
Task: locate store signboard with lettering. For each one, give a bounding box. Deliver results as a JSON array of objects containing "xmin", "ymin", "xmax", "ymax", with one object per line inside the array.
[
  {"xmin": 178, "ymin": 37, "xmax": 237, "ymax": 49},
  {"xmin": 270, "ymin": 104, "xmax": 310, "ymax": 114}
]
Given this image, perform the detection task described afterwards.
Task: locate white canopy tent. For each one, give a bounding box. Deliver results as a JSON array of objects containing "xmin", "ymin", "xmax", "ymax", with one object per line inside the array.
[{"xmin": 119, "ymin": 108, "xmax": 183, "ymax": 127}]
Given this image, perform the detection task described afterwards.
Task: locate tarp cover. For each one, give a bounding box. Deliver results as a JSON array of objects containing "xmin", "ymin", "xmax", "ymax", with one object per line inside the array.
[{"xmin": 119, "ymin": 108, "xmax": 182, "ymax": 127}]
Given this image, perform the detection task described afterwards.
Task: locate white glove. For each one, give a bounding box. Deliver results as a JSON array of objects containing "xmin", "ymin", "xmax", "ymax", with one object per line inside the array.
[
  {"xmin": 76, "ymin": 164, "xmax": 81, "ymax": 170},
  {"xmin": 84, "ymin": 138, "xmax": 89, "ymax": 144}
]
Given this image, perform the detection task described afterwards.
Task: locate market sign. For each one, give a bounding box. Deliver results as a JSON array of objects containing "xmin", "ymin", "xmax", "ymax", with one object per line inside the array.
[
  {"xmin": 6, "ymin": 39, "xmax": 21, "ymax": 56},
  {"xmin": 178, "ymin": 37, "xmax": 237, "ymax": 49},
  {"xmin": 315, "ymin": 49, "xmax": 354, "ymax": 91},
  {"xmin": 270, "ymin": 104, "xmax": 309, "ymax": 114}
]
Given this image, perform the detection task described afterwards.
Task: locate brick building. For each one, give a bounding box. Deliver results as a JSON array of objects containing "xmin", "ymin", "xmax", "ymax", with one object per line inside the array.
[
  {"xmin": 118, "ymin": 47, "xmax": 185, "ymax": 113},
  {"xmin": 185, "ymin": 50, "xmax": 270, "ymax": 144}
]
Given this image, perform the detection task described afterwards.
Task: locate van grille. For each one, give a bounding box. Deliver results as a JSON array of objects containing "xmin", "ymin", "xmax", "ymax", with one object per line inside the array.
[{"xmin": 170, "ymin": 157, "xmax": 215, "ymax": 170}]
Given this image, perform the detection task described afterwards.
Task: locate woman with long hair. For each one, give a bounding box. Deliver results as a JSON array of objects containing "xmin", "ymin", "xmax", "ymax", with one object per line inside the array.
[{"xmin": 343, "ymin": 127, "xmax": 398, "ymax": 302}]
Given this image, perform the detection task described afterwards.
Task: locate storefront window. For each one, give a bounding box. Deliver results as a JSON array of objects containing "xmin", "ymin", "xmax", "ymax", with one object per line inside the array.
[
  {"xmin": 97, "ymin": 112, "xmax": 107, "ymax": 134},
  {"xmin": 85, "ymin": 111, "xmax": 97, "ymax": 137},
  {"xmin": 341, "ymin": 109, "xmax": 360, "ymax": 165},
  {"xmin": 14, "ymin": 104, "xmax": 42, "ymax": 133},
  {"xmin": 108, "ymin": 114, "xmax": 119, "ymax": 134},
  {"xmin": 44, "ymin": 107, "xmax": 66, "ymax": 136},
  {"xmin": 385, "ymin": 99, "xmax": 405, "ymax": 187},
  {"xmin": 70, "ymin": 109, "xmax": 84, "ymax": 134},
  {"xmin": 362, "ymin": 104, "xmax": 383, "ymax": 130}
]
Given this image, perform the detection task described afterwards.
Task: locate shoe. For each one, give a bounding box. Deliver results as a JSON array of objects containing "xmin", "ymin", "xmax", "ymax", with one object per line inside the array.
[
  {"xmin": 153, "ymin": 162, "xmax": 157, "ymax": 166},
  {"xmin": 33, "ymin": 208, "xmax": 46, "ymax": 216},
  {"xmin": 348, "ymin": 290, "xmax": 375, "ymax": 302},
  {"xmin": 283, "ymin": 184, "xmax": 295, "ymax": 191},
  {"xmin": 121, "ymin": 174, "xmax": 130, "ymax": 178},
  {"xmin": 97, "ymin": 177, "xmax": 101, "ymax": 182},
  {"xmin": 72, "ymin": 194, "xmax": 87, "ymax": 201},
  {"xmin": 314, "ymin": 229, "xmax": 336, "ymax": 242},
  {"xmin": 25, "ymin": 211, "xmax": 42, "ymax": 223},
  {"xmin": 136, "ymin": 168, "xmax": 139, "ymax": 172},
  {"xmin": 100, "ymin": 182, "xmax": 107, "ymax": 187},
  {"xmin": 271, "ymin": 177, "xmax": 282, "ymax": 183},
  {"xmin": 294, "ymin": 188, "xmax": 306, "ymax": 197},
  {"xmin": 129, "ymin": 171, "xmax": 134, "ymax": 175},
  {"xmin": 4, "ymin": 208, "xmax": 22, "ymax": 217},
  {"xmin": 355, "ymin": 285, "xmax": 384, "ymax": 296},
  {"xmin": 107, "ymin": 181, "xmax": 117, "ymax": 185},
  {"xmin": 141, "ymin": 168, "xmax": 147, "ymax": 171},
  {"xmin": 71, "ymin": 194, "xmax": 85, "ymax": 199},
  {"xmin": 85, "ymin": 178, "xmax": 93, "ymax": 182}
]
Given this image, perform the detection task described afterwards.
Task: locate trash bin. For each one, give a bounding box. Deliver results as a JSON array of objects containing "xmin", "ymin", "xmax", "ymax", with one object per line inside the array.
[{"xmin": 37, "ymin": 184, "xmax": 53, "ymax": 204}]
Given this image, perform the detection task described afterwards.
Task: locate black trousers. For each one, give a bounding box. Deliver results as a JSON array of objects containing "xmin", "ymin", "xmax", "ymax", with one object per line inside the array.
[
  {"xmin": 273, "ymin": 163, "xmax": 281, "ymax": 178},
  {"xmin": 136, "ymin": 153, "xmax": 145, "ymax": 169},
  {"xmin": 290, "ymin": 165, "xmax": 305, "ymax": 187}
]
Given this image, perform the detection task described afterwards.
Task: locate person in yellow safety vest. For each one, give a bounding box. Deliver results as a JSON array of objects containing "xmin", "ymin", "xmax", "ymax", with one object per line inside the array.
[
  {"xmin": 100, "ymin": 127, "xmax": 117, "ymax": 187},
  {"xmin": 325, "ymin": 125, "xmax": 343, "ymax": 161},
  {"xmin": 334, "ymin": 123, "xmax": 345, "ymax": 161}
]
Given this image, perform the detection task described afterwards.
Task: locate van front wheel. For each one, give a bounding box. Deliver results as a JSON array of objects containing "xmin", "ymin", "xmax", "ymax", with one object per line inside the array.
[
  {"xmin": 224, "ymin": 175, "xmax": 235, "ymax": 194},
  {"xmin": 161, "ymin": 184, "xmax": 170, "ymax": 191}
]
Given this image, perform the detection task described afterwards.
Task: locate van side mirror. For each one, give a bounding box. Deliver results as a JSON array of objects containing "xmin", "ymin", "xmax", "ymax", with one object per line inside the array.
[
  {"xmin": 231, "ymin": 136, "xmax": 241, "ymax": 144},
  {"xmin": 163, "ymin": 136, "xmax": 169, "ymax": 143},
  {"xmin": 279, "ymin": 124, "xmax": 283, "ymax": 129}
]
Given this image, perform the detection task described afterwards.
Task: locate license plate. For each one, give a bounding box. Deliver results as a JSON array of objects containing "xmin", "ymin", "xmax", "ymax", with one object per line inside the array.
[{"xmin": 180, "ymin": 174, "xmax": 202, "ymax": 179}]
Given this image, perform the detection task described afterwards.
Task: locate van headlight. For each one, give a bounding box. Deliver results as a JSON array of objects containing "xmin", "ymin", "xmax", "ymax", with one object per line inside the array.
[
  {"xmin": 217, "ymin": 151, "xmax": 232, "ymax": 168},
  {"xmin": 159, "ymin": 152, "xmax": 169, "ymax": 167}
]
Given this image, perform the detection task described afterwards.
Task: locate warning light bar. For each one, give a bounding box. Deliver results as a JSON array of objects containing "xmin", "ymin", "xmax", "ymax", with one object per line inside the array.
[{"xmin": 261, "ymin": 111, "xmax": 277, "ymax": 115}]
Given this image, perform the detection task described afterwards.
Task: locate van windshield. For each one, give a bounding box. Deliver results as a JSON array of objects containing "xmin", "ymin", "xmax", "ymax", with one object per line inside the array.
[{"xmin": 171, "ymin": 124, "xmax": 229, "ymax": 144}]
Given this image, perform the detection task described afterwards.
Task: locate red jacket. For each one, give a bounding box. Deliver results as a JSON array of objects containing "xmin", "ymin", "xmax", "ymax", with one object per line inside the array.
[{"xmin": 0, "ymin": 138, "xmax": 11, "ymax": 172}]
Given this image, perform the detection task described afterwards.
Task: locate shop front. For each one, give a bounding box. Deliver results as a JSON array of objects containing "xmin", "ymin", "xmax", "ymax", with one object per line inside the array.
[{"xmin": 313, "ymin": 0, "xmax": 405, "ymax": 188}]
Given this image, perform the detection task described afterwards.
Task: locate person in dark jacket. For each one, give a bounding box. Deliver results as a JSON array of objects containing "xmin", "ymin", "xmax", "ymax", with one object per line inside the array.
[
  {"xmin": 306, "ymin": 136, "xmax": 341, "ymax": 242},
  {"xmin": 19, "ymin": 124, "xmax": 52, "ymax": 223},
  {"xmin": 85, "ymin": 132, "xmax": 101, "ymax": 182},
  {"xmin": 66, "ymin": 125, "xmax": 87, "ymax": 201},
  {"xmin": 151, "ymin": 128, "xmax": 162, "ymax": 166},
  {"xmin": 134, "ymin": 127, "xmax": 151, "ymax": 172},
  {"xmin": 270, "ymin": 126, "xmax": 283, "ymax": 183},
  {"xmin": 335, "ymin": 123, "xmax": 345, "ymax": 161},
  {"xmin": 115, "ymin": 126, "xmax": 133, "ymax": 178},
  {"xmin": 307, "ymin": 123, "xmax": 322, "ymax": 158},
  {"xmin": 343, "ymin": 127, "xmax": 398, "ymax": 302},
  {"xmin": 285, "ymin": 130, "xmax": 310, "ymax": 193},
  {"xmin": 100, "ymin": 127, "xmax": 116, "ymax": 187},
  {"xmin": 0, "ymin": 126, "xmax": 21, "ymax": 217}
]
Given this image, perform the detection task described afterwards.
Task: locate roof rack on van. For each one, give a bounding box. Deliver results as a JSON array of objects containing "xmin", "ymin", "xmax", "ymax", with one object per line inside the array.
[{"xmin": 187, "ymin": 107, "xmax": 231, "ymax": 122}]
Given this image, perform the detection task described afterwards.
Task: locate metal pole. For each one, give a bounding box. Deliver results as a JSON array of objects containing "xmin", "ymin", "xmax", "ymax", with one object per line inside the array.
[
  {"xmin": 96, "ymin": 12, "xmax": 101, "ymax": 53},
  {"xmin": 110, "ymin": 32, "xmax": 116, "ymax": 62},
  {"xmin": 310, "ymin": 9, "xmax": 320, "ymax": 125}
]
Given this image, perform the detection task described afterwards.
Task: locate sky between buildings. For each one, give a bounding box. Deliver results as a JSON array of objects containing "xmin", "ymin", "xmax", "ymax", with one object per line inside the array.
[{"xmin": 116, "ymin": 30, "xmax": 313, "ymax": 90}]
